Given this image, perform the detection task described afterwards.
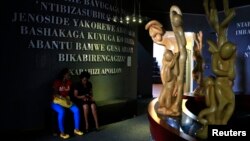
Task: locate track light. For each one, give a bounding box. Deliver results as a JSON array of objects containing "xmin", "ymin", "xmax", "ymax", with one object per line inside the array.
[{"xmin": 110, "ymin": 0, "xmax": 144, "ymax": 25}]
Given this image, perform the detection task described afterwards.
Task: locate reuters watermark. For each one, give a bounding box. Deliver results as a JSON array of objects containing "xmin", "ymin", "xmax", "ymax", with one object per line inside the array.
[
  {"xmin": 212, "ymin": 129, "xmax": 246, "ymax": 136},
  {"xmin": 208, "ymin": 125, "xmax": 249, "ymax": 139}
]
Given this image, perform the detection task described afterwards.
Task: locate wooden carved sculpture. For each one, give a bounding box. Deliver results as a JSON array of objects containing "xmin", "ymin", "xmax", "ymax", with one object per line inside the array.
[
  {"xmin": 192, "ymin": 31, "xmax": 205, "ymax": 96},
  {"xmin": 167, "ymin": 5, "xmax": 187, "ymax": 116},
  {"xmin": 145, "ymin": 20, "xmax": 179, "ymax": 116},
  {"xmin": 145, "ymin": 5, "xmax": 187, "ymax": 117},
  {"xmin": 196, "ymin": 0, "xmax": 236, "ymax": 139}
]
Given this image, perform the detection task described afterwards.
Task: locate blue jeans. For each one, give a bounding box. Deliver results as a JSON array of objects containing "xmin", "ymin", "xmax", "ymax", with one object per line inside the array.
[{"xmin": 51, "ymin": 102, "xmax": 80, "ymax": 132}]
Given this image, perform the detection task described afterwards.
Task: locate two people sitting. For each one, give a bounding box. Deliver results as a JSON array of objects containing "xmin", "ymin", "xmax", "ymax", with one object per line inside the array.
[{"xmin": 51, "ymin": 68, "xmax": 99, "ymax": 139}]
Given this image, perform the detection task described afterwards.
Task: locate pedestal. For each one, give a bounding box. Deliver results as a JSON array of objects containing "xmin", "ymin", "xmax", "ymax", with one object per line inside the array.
[
  {"xmin": 147, "ymin": 97, "xmax": 198, "ymax": 141},
  {"xmin": 147, "ymin": 95, "xmax": 250, "ymax": 141}
]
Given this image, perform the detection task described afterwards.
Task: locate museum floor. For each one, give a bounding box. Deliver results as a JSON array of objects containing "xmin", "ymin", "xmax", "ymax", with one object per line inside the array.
[
  {"xmin": 34, "ymin": 113, "xmax": 151, "ymax": 141},
  {"xmin": 7, "ymin": 97, "xmax": 153, "ymax": 141},
  {"xmin": 6, "ymin": 84, "xmax": 249, "ymax": 141},
  {"xmin": 5, "ymin": 85, "xmax": 161, "ymax": 141}
]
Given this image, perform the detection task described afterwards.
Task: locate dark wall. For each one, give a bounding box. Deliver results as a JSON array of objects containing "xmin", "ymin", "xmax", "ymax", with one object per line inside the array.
[
  {"xmin": 0, "ymin": 0, "xmax": 137, "ymax": 131},
  {"xmin": 228, "ymin": 6, "xmax": 250, "ymax": 94},
  {"xmin": 137, "ymin": 42, "xmax": 153, "ymax": 98}
]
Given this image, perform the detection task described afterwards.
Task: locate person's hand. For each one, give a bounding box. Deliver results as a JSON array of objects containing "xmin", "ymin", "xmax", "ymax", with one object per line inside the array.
[
  {"xmin": 81, "ymin": 96, "xmax": 86, "ymax": 101},
  {"xmin": 59, "ymin": 86, "xmax": 70, "ymax": 91},
  {"xmin": 82, "ymin": 96, "xmax": 89, "ymax": 101},
  {"xmin": 88, "ymin": 96, "xmax": 93, "ymax": 101},
  {"xmin": 59, "ymin": 86, "xmax": 65, "ymax": 91},
  {"xmin": 66, "ymin": 99, "xmax": 71, "ymax": 105}
]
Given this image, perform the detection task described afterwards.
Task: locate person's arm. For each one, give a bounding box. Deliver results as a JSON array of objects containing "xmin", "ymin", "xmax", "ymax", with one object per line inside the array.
[
  {"xmin": 52, "ymin": 80, "xmax": 62, "ymax": 98},
  {"xmin": 88, "ymin": 82, "xmax": 94, "ymax": 101},
  {"xmin": 74, "ymin": 88, "xmax": 85, "ymax": 100}
]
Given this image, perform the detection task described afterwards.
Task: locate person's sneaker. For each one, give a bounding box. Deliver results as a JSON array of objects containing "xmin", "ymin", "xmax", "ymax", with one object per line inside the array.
[
  {"xmin": 74, "ymin": 129, "xmax": 84, "ymax": 136},
  {"xmin": 60, "ymin": 133, "xmax": 70, "ymax": 139}
]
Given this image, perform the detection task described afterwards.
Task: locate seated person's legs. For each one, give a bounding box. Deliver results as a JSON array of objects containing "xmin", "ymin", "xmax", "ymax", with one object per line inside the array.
[
  {"xmin": 91, "ymin": 103, "xmax": 99, "ymax": 130},
  {"xmin": 51, "ymin": 103, "xmax": 70, "ymax": 139},
  {"xmin": 83, "ymin": 104, "xmax": 90, "ymax": 132},
  {"xmin": 69, "ymin": 104, "xmax": 83, "ymax": 135}
]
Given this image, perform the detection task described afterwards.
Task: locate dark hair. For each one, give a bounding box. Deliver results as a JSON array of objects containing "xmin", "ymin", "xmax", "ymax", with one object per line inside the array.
[
  {"xmin": 79, "ymin": 71, "xmax": 90, "ymax": 79},
  {"xmin": 58, "ymin": 68, "xmax": 69, "ymax": 80}
]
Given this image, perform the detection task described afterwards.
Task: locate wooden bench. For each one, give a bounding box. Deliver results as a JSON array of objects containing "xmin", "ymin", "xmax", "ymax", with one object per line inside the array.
[{"xmin": 96, "ymin": 98, "xmax": 137, "ymax": 126}]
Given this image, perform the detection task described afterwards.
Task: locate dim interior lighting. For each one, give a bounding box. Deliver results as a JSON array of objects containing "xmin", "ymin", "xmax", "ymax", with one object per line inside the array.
[
  {"xmin": 113, "ymin": 16, "xmax": 118, "ymax": 22},
  {"xmin": 112, "ymin": 0, "xmax": 119, "ymax": 23},
  {"xmin": 132, "ymin": 0, "xmax": 136, "ymax": 22},
  {"xmin": 138, "ymin": 0, "xmax": 142, "ymax": 23},
  {"xmin": 119, "ymin": 17, "xmax": 123, "ymax": 23},
  {"xmin": 111, "ymin": 0, "xmax": 145, "ymax": 25},
  {"xmin": 126, "ymin": 16, "xmax": 130, "ymax": 21},
  {"xmin": 119, "ymin": 0, "xmax": 124, "ymax": 24},
  {"xmin": 132, "ymin": 15, "xmax": 136, "ymax": 22},
  {"xmin": 138, "ymin": 16, "xmax": 142, "ymax": 23}
]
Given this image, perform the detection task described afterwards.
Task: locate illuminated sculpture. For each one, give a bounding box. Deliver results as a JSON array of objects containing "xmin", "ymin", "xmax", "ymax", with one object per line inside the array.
[
  {"xmin": 145, "ymin": 20, "xmax": 179, "ymax": 116},
  {"xmin": 145, "ymin": 0, "xmax": 237, "ymax": 140},
  {"xmin": 145, "ymin": 5, "xmax": 187, "ymax": 117},
  {"xmin": 196, "ymin": 0, "xmax": 236, "ymax": 139},
  {"xmin": 192, "ymin": 31, "xmax": 205, "ymax": 96}
]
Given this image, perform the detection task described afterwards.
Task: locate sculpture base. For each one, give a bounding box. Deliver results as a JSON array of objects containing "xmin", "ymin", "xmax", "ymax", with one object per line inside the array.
[
  {"xmin": 148, "ymin": 95, "xmax": 250, "ymax": 141},
  {"xmin": 147, "ymin": 97, "xmax": 198, "ymax": 141}
]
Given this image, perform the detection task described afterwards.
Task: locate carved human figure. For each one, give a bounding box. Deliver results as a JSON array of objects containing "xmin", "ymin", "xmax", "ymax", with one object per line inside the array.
[
  {"xmin": 209, "ymin": 41, "xmax": 236, "ymax": 124},
  {"xmin": 195, "ymin": 76, "xmax": 216, "ymax": 138},
  {"xmin": 196, "ymin": 41, "xmax": 236, "ymax": 139},
  {"xmin": 158, "ymin": 49, "xmax": 179, "ymax": 111},
  {"xmin": 144, "ymin": 20, "xmax": 179, "ymax": 53},
  {"xmin": 145, "ymin": 20, "xmax": 180, "ymax": 113},
  {"xmin": 192, "ymin": 31, "xmax": 205, "ymax": 96},
  {"xmin": 196, "ymin": 0, "xmax": 236, "ymax": 139},
  {"xmin": 145, "ymin": 5, "xmax": 187, "ymax": 117}
]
